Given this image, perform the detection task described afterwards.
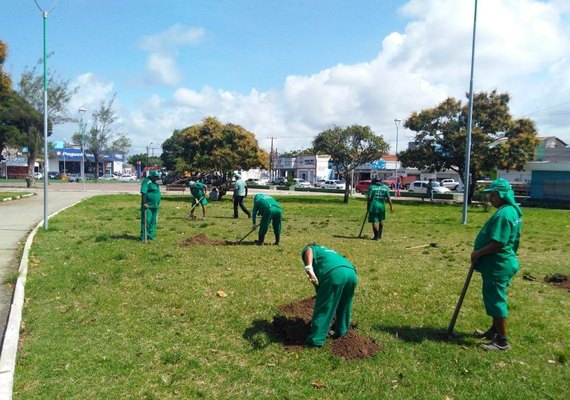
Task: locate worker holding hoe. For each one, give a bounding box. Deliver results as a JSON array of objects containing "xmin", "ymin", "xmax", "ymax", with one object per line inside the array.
[
  {"xmin": 189, "ymin": 180, "xmax": 208, "ymax": 220},
  {"xmin": 301, "ymin": 244, "xmax": 358, "ymax": 347},
  {"xmin": 366, "ymin": 177, "xmax": 393, "ymax": 240},
  {"xmin": 251, "ymin": 193, "xmax": 282, "ymax": 245},
  {"xmin": 471, "ymin": 178, "xmax": 523, "ymax": 351},
  {"xmin": 140, "ymin": 170, "xmax": 161, "ymax": 242}
]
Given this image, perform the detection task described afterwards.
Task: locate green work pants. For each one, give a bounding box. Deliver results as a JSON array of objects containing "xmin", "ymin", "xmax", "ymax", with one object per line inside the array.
[
  {"xmin": 258, "ymin": 207, "xmax": 282, "ymax": 243},
  {"xmin": 307, "ymin": 266, "xmax": 357, "ymax": 347},
  {"xmin": 140, "ymin": 207, "xmax": 158, "ymax": 241}
]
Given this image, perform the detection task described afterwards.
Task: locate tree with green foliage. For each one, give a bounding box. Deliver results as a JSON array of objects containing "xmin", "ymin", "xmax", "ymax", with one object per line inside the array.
[
  {"xmin": 398, "ymin": 90, "xmax": 539, "ymax": 202},
  {"xmin": 0, "ymin": 41, "xmax": 43, "ymax": 185},
  {"xmin": 313, "ymin": 124, "xmax": 390, "ymax": 203},
  {"xmin": 160, "ymin": 116, "xmax": 268, "ymax": 177},
  {"xmin": 72, "ymin": 94, "xmax": 131, "ymax": 179},
  {"xmin": 15, "ymin": 55, "xmax": 79, "ymax": 186},
  {"xmin": 128, "ymin": 153, "xmax": 162, "ymax": 169}
]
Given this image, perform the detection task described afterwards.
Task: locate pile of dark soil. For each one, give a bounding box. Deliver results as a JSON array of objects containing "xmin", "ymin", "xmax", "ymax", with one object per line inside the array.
[
  {"xmin": 544, "ymin": 273, "xmax": 570, "ymax": 291},
  {"xmin": 180, "ymin": 233, "xmax": 226, "ymax": 246},
  {"xmin": 274, "ymin": 297, "xmax": 383, "ymax": 359}
]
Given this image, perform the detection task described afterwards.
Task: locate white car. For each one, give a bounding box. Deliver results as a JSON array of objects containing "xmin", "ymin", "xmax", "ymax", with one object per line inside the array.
[
  {"xmin": 314, "ymin": 179, "xmax": 326, "ymax": 188},
  {"xmin": 33, "ymin": 172, "xmax": 43, "ymax": 180},
  {"xmin": 293, "ymin": 178, "xmax": 311, "ymax": 188},
  {"xmin": 118, "ymin": 174, "xmax": 137, "ymax": 181},
  {"xmin": 322, "ymin": 179, "xmax": 346, "ymax": 190},
  {"xmin": 99, "ymin": 173, "xmax": 116, "ymax": 181},
  {"xmin": 408, "ymin": 180, "xmax": 451, "ymax": 194}
]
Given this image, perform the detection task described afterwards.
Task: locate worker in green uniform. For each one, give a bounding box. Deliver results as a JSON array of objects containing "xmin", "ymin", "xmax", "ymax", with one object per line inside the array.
[
  {"xmin": 301, "ymin": 244, "xmax": 358, "ymax": 347},
  {"xmin": 471, "ymin": 178, "xmax": 523, "ymax": 351},
  {"xmin": 188, "ymin": 180, "xmax": 208, "ymax": 220},
  {"xmin": 366, "ymin": 177, "xmax": 393, "ymax": 240},
  {"xmin": 251, "ymin": 193, "xmax": 282, "ymax": 245},
  {"xmin": 140, "ymin": 170, "xmax": 161, "ymax": 242}
]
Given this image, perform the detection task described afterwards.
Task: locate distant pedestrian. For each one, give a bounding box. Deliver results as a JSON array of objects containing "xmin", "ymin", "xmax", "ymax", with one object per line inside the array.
[
  {"xmin": 366, "ymin": 178, "xmax": 393, "ymax": 240},
  {"xmin": 424, "ymin": 178, "xmax": 434, "ymax": 201},
  {"xmin": 140, "ymin": 170, "xmax": 161, "ymax": 242},
  {"xmin": 251, "ymin": 194, "xmax": 282, "ymax": 245},
  {"xmin": 188, "ymin": 180, "xmax": 208, "ymax": 220},
  {"xmin": 471, "ymin": 179, "xmax": 523, "ymax": 351},
  {"xmin": 301, "ymin": 244, "xmax": 358, "ymax": 347},
  {"xmin": 233, "ymin": 172, "xmax": 251, "ymax": 219}
]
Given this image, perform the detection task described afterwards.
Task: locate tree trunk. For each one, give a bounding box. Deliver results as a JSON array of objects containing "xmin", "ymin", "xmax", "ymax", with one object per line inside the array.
[{"xmin": 25, "ymin": 148, "xmax": 37, "ymax": 188}]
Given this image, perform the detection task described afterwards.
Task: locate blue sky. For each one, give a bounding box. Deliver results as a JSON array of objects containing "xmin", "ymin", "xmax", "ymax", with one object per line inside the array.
[{"xmin": 2, "ymin": 0, "xmax": 570, "ymax": 156}]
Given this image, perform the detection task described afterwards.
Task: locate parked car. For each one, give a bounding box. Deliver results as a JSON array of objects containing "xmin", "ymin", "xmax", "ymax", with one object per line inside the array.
[
  {"xmin": 47, "ymin": 171, "xmax": 61, "ymax": 180},
  {"xmin": 246, "ymin": 178, "xmax": 268, "ymax": 186},
  {"xmin": 440, "ymin": 179, "xmax": 460, "ymax": 191},
  {"xmin": 293, "ymin": 178, "xmax": 311, "ymax": 188},
  {"xmin": 85, "ymin": 173, "xmax": 95, "ymax": 180},
  {"xmin": 67, "ymin": 173, "xmax": 81, "ymax": 182},
  {"xmin": 380, "ymin": 179, "xmax": 396, "ymax": 189},
  {"xmin": 322, "ymin": 179, "xmax": 346, "ymax": 190},
  {"xmin": 355, "ymin": 180, "xmax": 371, "ymax": 193},
  {"xmin": 272, "ymin": 177, "xmax": 288, "ymax": 185},
  {"xmin": 118, "ymin": 174, "xmax": 137, "ymax": 181},
  {"xmin": 33, "ymin": 172, "xmax": 43, "ymax": 180},
  {"xmin": 99, "ymin": 173, "xmax": 116, "ymax": 181},
  {"xmin": 314, "ymin": 179, "xmax": 326, "ymax": 188},
  {"xmin": 408, "ymin": 180, "xmax": 451, "ymax": 194}
]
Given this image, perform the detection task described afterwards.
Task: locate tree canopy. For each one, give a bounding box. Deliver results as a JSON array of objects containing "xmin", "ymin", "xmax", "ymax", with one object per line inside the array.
[
  {"xmin": 313, "ymin": 124, "xmax": 390, "ymax": 203},
  {"xmin": 128, "ymin": 153, "xmax": 162, "ymax": 169},
  {"xmin": 398, "ymin": 90, "xmax": 538, "ymax": 200},
  {"xmin": 160, "ymin": 116, "xmax": 269, "ymax": 176},
  {"xmin": 73, "ymin": 94, "xmax": 131, "ymax": 179}
]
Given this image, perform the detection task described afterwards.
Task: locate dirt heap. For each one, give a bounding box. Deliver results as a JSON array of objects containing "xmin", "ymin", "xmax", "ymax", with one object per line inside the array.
[
  {"xmin": 544, "ymin": 273, "xmax": 570, "ymax": 291},
  {"xmin": 273, "ymin": 297, "xmax": 382, "ymax": 360},
  {"xmin": 180, "ymin": 233, "xmax": 226, "ymax": 246}
]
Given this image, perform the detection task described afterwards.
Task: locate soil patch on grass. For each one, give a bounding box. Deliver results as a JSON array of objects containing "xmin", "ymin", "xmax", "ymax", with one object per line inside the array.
[
  {"xmin": 180, "ymin": 233, "xmax": 226, "ymax": 246},
  {"xmin": 273, "ymin": 297, "xmax": 383, "ymax": 359},
  {"xmin": 544, "ymin": 273, "xmax": 570, "ymax": 291}
]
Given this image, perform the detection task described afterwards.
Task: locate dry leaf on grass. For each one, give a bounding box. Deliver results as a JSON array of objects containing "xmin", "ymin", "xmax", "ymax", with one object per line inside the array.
[
  {"xmin": 311, "ymin": 381, "xmax": 326, "ymax": 389},
  {"xmin": 216, "ymin": 290, "xmax": 228, "ymax": 297}
]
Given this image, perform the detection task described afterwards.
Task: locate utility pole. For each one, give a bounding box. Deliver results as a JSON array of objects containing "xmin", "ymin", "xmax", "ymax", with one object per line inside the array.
[{"xmin": 268, "ymin": 137, "xmax": 276, "ymax": 182}]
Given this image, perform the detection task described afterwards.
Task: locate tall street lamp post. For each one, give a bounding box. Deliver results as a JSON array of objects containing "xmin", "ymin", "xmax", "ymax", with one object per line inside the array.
[
  {"xmin": 394, "ymin": 119, "xmax": 401, "ymax": 197},
  {"xmin": 79, "ymin": 107, "xmax": 87, "ymax": 191},
  {"xmin": 62, "ymin": 138, "xmax": 66, "ymax": 174},
  {"xmin": 34, "ymin": 0, "xmax": 57, "ymax": 230}
]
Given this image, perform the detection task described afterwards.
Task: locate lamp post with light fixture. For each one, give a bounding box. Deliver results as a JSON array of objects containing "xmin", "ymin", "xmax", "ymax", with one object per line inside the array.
[{"xmin": 394, "ymin": 119, "xmax": 401, "ymax": 197}]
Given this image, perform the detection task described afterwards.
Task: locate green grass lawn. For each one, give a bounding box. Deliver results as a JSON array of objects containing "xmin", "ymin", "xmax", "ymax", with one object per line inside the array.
[
  {"xmin": 14, "ymin": 194, "xmax": 569, "ymax": 399},
  {"xmin": 0, "ymin": 192, "xmax": 32, "ymax": 201}
]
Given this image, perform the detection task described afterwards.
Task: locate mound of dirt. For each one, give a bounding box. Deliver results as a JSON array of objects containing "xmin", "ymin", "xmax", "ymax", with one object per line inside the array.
[
  {"xmin": 544, "ymin": 273, "xmax": 570, "ymax": 291},
  {"xmin": 180, "ymin": 233, "xmax": 226, "ymax": 246},
  {"xmin": 274, "ymin": 297, "xmax": 383, "ymax": 360}
]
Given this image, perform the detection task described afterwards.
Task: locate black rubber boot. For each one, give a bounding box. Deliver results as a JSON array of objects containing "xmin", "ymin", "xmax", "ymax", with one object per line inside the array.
[
  {"xmin": 378, "ymin": 227, "xmax": 383, "ymax": 239},
  {"xmin": 372, "ymin": 228, "xmax": 379, "ymax": 240},
  {"xmin": 274, "ymin": 235, "xmax": 280, "ymax": 245}
]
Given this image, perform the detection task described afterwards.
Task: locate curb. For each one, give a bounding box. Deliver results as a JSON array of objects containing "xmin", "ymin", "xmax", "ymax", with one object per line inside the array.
[
  {"xmin": 0, "ymin": 199, "xmax": 85, "ymax": 400},
  {"xmin": 1, "ymin": 193, "xmax": 35, "ymax": 203}
]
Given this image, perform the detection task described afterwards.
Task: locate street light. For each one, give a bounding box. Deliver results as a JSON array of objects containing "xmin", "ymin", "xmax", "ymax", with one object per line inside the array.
[
  {"xmin": 394, "ymin": 119, "xmax": 401, "ymax": 197},
  {"xmin": 79, "ymin": 107, "xmax": 87, "ymax": 191},
  {"xmin": 34, "ymin": 0, "xmax": 57, "ymax": 230},
  {"xmin": 62, "ymin": 138, "xmax": 66, "ymax": 174}
]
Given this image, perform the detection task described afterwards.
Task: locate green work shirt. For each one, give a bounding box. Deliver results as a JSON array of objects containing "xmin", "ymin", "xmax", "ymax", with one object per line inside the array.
[
  {"xmin": 140, "ymin": 178, "xmax": 161, "ymax": 209},
  {"xmin": 234, "ymin": 179, "xmax": 247, "ymax": 197},
  {"xmin": 474, "ymin": 204, "xmax": 522, "ymax": 278},
  {"xmin": 252, "ymin": 195, "xmax": 282, "ymax": 224},
  {"xmin": 301, "ymin": 245, "xmax": 355, "ymax": 281},
  {"xmin": 190, "ymin": 182, "xmax": 207, "ymax": 199},
  {"xmin": 367, "ymin": 184, "xmax": 390, "ymax": 210}
]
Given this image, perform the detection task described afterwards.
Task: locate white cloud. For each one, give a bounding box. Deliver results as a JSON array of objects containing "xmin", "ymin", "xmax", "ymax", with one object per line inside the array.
[
  {"xmin": 139, "ymin": 24, "xmax": 205, "ymax": 86},
  {"xmin": 71, "ymin": 73, "xmax": 114, "ymax": 112},
  {"xmin": 123, "ymin": 0, "xmax": 570, "ymax": 155}
]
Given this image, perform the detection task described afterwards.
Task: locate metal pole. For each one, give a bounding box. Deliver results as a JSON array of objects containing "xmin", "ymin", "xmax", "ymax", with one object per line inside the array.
[
  {"xmin": 63, "ymin": 139, "xmax": 66, "ymax": 174},
  {"xmin": 34, "ymin": 0, "xmax": 57, "ymax": 230},
  {"xmin": 394, "ymin": 119, "xmax": 401, "ymax": 197},
  {"xmin": 461, "ymin": 0, "xmax": 478, "ymax": 225},
  {"xmin": 42, "ymin": 11, "xmax": 49, "ymax": 230},
  {"xmin": 79, "ymin": 108, "xmax": 86, "ymax": 191}
]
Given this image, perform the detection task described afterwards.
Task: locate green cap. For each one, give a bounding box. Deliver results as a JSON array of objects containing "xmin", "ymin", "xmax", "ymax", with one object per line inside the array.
[
  {"xmin": 148, "ymin": 170, "xmax": 160, "ymax": 178},
  {"xmin": 482, "ymin": 178, "xmax": 511, "ymax": 193}
]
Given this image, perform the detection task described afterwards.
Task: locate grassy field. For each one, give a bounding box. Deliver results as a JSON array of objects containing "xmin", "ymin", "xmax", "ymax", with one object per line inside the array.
[{"xmin": 13, "ymin": 194, "xmax": 569, "ymax": 399}]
